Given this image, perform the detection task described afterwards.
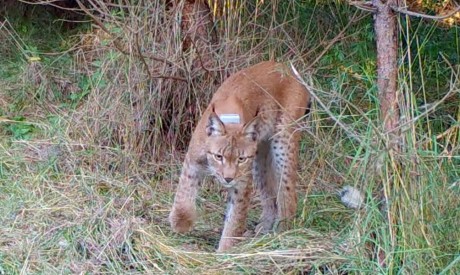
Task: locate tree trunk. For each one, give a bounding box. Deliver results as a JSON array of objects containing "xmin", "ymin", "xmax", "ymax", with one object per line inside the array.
[
  {"xmin": 373, "ymin": 0, "xmax": 400, "ymax": 148},
  {"xmin": 181, "ymin": 0, "xmax": 218, "ymax": 71},
  {"xmin": 372, "ymin": 1, "xmax": 401, "ymax": 268}
]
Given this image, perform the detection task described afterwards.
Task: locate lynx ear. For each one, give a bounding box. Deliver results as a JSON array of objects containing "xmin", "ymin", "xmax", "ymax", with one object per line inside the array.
[
  {"xmin": 206, "ymin": 111, "xmax": 226, "ymax": 137},
  {"xmin": 242, "ymin": 116, "xmax": 260, "ymax": 142}
]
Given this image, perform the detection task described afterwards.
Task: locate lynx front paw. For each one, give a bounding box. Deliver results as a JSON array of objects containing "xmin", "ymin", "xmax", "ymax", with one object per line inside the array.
[
  {"xmin": 217, "ymin": 237, "xmax": 239, "ymax": 252},
  {"xmin": 169, "ymin": 205, "xmax": 197, "ymax": 233}
]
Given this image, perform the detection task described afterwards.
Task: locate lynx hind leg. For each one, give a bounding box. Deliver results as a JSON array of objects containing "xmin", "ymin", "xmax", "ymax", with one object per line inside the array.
[
  {"xmin": 169, "ymin": 158, "xmax": 202, "ymax": 233},
  {"xmin": 271, "ymin": 131, "xmax": 300, "ymax": 231},
  {"xmin": 254, "ymin": 140, "xmax": 277, "ymax": 234}
]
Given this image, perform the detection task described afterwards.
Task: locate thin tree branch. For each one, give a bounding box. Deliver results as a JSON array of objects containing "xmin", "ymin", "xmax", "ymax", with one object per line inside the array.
[
  {"xmin": 135, "ymin": 32, "xmax": 153, "ymax": 79},
  {"xmin": 348, "ymin": 0, "xmax": 460, "ymax": 21},
  {"xmin": 389, "ymin": 86, "xmax": 459, "ymax": 135},
  {"xmin": 348, "ymin": 1, "xmax": 376, "ymax": 12},
  {"xmin": 74, "ymin": 0, "xmax": 186, "ymax": 82},
  {"xmin": 290, "ymin": 65, "xmax": 364, "ymax": 145},
  {"xmin": 150, "ymin": 75, "xmax": 188, "ymax": 82},
  {"xmin": 18, "ymin": 0, "xmax": 82, "ymax": 11},
  {"xmin": 390, "ymin": 53, "xmax": 460, "ymax": 135},
  {"xmin": 75, "ymin": 0, "xmax": 176, "ymax": 66},
  {"xmin": 392, "ymin": 5, "xmax": 460, "ymax": 20}
]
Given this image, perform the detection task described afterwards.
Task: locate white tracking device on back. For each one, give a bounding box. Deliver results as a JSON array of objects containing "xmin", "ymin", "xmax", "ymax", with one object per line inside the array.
[{"xmin": 219, "ymin": 114, "xmax": 241, "ymax": 124}]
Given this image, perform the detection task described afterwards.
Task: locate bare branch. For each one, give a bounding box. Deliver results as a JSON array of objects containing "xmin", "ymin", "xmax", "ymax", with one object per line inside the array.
[
  {"xmin": 135, "ymin": 32, "xmax": 153, "ymax": 79},
  {"xmin": 347, "ymin": 1, "xmax": 376, "ymax": 12},
  {"xmin": 392, "ymin": 5, "xmax": 460, "ymax": 21},
  {"xmin": 75, "ymin": 0, "xmax": 175, "ymax": 66},
  {"xmin": 18, "ymin": 0, "xmax": 81, "ymax": 11},
  {"xmin": 150, "ymin": 75, "xmax": 188, "ymax": 82},
  {"xmin": 74, "ymin": 0, "xmax": 185, "ymax": 82},
  {"xmin": 290, "ymin": 65, "xmax": 364, "ymax": 145},
  {"xmin": 391, "ymin": 86, "xmax": 459, "ymax": 135},
  {"xmin": 348, "ymin": 0, "xmax": 460, "ymax": 21},
  {"xmin": 391, "ymin": 53, "xmax": 460, "ymax": 135}
]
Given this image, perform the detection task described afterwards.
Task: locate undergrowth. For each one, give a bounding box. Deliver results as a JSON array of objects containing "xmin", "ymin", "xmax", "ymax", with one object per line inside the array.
[{"xmin": 0, "ymin": 0, "xmax": 459, "ymax": 274}]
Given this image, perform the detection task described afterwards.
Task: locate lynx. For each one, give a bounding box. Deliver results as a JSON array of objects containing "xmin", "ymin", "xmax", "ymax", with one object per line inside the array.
[{"xmin": 169, "ymin": 61, "xmax": 310, "ymax": 251}]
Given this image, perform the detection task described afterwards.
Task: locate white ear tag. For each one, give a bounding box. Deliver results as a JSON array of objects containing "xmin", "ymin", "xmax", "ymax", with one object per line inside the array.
[{"xmin": 219, "ymin": 114, "xmax": 240, "ymax": 124}]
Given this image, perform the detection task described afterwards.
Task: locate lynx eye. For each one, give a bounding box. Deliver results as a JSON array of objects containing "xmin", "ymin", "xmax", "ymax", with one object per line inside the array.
[
  {"xmin": 237, "ymin": 156, "xmax": 248, "ymax": 164},
  {"xmin": 213, "ymin": 154, "xmax": 223, "ymax": 162}
]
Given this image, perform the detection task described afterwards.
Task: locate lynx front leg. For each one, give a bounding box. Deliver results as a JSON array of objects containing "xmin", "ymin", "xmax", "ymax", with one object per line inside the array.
[
  {"xmin": 217, "ymin": 181, "xmax": 252, "ymax": 252},
  {"xmin": 169, "ymin": 157, "xmax": 203, "ymax": 233}
]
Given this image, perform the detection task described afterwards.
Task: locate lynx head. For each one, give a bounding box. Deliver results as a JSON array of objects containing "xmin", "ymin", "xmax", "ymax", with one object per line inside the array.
[{"xmin": 205, "ymin": 110, "xmax": 260, "ymax": 188}]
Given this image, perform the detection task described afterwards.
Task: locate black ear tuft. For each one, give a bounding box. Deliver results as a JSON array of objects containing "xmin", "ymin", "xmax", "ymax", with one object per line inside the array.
[
  {"xmin": 242, "ymin": 116, "xmax": 260, "ymax": 142},
  {"xmin": 206, "ymin": 111, "xmax": 226, "ymax": 137}
]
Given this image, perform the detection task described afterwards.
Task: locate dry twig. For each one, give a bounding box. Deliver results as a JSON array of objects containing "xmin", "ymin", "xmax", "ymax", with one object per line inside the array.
[{"xmin": 74, "ymin": 0, "xmax": 187, "ymax": 82}]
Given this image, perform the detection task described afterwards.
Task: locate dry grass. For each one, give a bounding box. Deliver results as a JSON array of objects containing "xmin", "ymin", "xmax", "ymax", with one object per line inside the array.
[
  {"xmin": 0, "ymin": 135, "xmax": 353, "ymax": 273},
  {"xmin": 1, "ymin": 0, "xmax": 459, "ymax": 274}
]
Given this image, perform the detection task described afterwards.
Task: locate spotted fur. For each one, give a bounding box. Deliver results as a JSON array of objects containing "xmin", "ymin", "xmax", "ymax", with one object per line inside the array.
[{"xmin": 169, "ymin": 61, "xmax": 310, "ymax": 251}]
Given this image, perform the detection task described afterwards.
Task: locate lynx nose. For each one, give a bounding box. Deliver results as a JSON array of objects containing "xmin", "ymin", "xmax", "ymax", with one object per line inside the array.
[{"xmin": 224, "ymin": 177, "xmax": 233, "ymax": 183}]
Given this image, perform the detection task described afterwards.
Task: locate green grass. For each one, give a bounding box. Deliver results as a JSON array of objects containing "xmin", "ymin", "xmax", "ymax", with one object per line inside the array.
[{"xmin": 1, "ymin": 0, "xmax": 459, "ymax": 274}]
